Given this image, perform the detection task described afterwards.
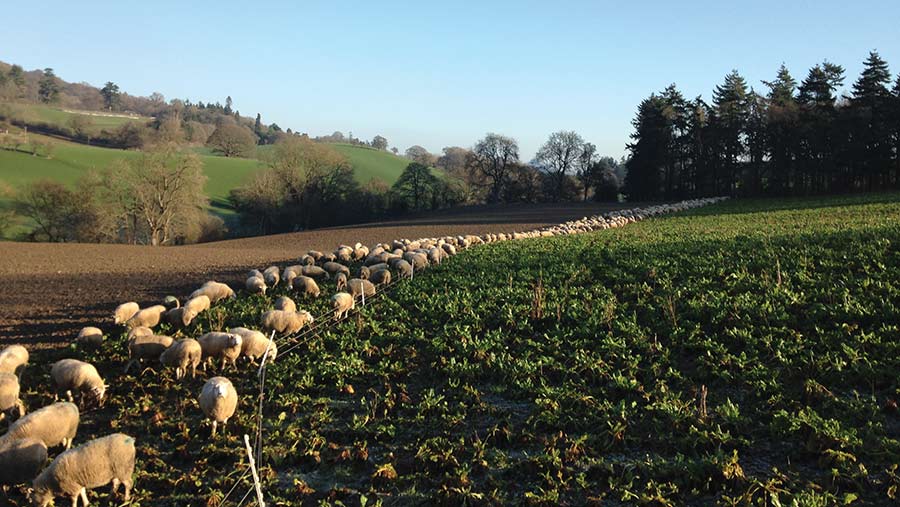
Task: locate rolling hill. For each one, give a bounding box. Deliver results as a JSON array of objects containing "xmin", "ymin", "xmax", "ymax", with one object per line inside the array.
[{"xmin": 2, "ymin": 102, "xmax": 151, "ymax": 135}]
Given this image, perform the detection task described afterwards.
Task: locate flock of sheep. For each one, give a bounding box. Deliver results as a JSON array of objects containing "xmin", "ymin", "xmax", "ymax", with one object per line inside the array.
[{"xmin": 0, "ymin": 197, "xmax": 725, "ymax": 506}]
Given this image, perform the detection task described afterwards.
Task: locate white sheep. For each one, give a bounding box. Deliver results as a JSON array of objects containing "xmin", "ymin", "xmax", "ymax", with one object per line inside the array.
[
  {"xmin": 29, "ymin": 433, "xmax": 135, "ymax": 507},
  {"xmin": 0, "ymin": 437, "xmax": 47, "ymax": 487},
  {"xmin": 261, "ymin": 310, "xmax": 314, "ymax": 335},
  {"xmin": 0, "ymin": 402, "xmax": 79, "ymax": 450},
  {"xmin": 263, "ymin": 266, "xmax": 280, "ymax": 287},
  {"xmin": 112, "ymin": 302, "xmax": 139, "ymax": 325},
  {"xmin": 159, "ymin": 338, "xmax": 202, "ymax": 380},
  {"xmin": 125, "ymin": 305, "xmax": 167, "ymax": 329},
  {"xmin": 274, "ymin": 296, "xmax": 297, "ymax": 313},
  {"xmin": 0, "ymin": 344, "xmax": 28, "ymax": 379},
  {"xmin": 332, "ymin": 292, "xmax": 355, "ymax": 320},
  {"xmin": 300, "ymin": 265, "xmax": 329, "ymax": 280},
  {"xmin": 245, "ymin": 275, "xmax": 267, "ymax": 295},
  {"xmin": 291, "ymin": 275, "xmax": 321, "ymax": 298},
  {"xmin": 369, "ymin": 269, "xmax": 391, "ymax": 286},
  {"xmin": 347, "ymin": 278, "xmax": 376, "ymax": 300},
  {"xmin": 358, "ymin": 265, "xmax": 370, "ymax": 280},
  {"xmin": 126, "ymin": 326, "xmax": 153, "ymax": 341},
  {"xmin": 336, "ymin": 272, "xmax": 348, "ymax": 291},
  {"xmin": 190, "ymin": 281, "xmax": 235, "ymax": 304},
  {"xmin": 323, "ymin": 261, "xmax": 350, "ymax": 277},
  {"xmin": 182, "ymin": 294, "xmax": 211, "ymax": 322},
  {"xmin": 198, "ymin": 377, "xmax": 238, "ymax": 437},
  {"xmin": 229, "ymin": 327, "xmax": 278, "ymax": 365},
  {"xmin": 75, "ymin": 327, "xmax": 104, "ymax": 346},
  {"xmin": 125, "ymin": 334, "xmax": 174, "ymax": 373},
  {"xmin": 282, "ymin": 265, "xmax": 304, "ymax": 286},
  {"xmin": 0, "ymin": 372, "xmax": 24, "ymax": 422},
  {"xmin": 50, "ymin": 359, "xmax": 106, "ymax": 408},
  {"xmin": 197, "ymin": 332, "xmax": 243, "ymax": 370}
]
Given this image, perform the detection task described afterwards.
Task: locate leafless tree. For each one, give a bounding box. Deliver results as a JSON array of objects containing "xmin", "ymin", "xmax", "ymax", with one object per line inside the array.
[
  {"xmin": 468, "ymin": 133, "xmax": 519, "ymax": 203},
  {"xmin": 534, "ymin": 130, "xmax": 585, "ymax": 202}
]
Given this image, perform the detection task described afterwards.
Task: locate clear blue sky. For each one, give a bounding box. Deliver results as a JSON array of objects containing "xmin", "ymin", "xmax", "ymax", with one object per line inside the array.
[{"xmin": 4, "ymin": 0, "xmax": 898, "ymax": 159}]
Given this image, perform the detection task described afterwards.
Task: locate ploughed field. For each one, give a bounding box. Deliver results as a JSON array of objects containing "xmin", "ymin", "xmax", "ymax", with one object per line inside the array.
[{"xmin": 4, "ymin": 194, "xmax": 900, "ymax": 505}]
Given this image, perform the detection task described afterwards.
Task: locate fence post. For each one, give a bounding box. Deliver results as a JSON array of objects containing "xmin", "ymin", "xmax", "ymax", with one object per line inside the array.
[{"xmin": 244, "ymin": 434, "xmax": 265, "ymax": 507}]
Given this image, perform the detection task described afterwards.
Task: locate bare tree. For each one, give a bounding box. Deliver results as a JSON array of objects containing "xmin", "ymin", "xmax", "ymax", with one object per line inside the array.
[
  {"xmin": 372, "ymin": 135, "xmax": 388, "ymax": 150},
  {"xmin": 576, "ymin": 142, "xmax": 597, "ymax": 201},
  {"xmin": 468, "ymin": 133, "xmax": 519, "ymax": 203},
  {"xmin": 534, "ymin": 131, "xmax": 585, "ymax": 202},
  {"xmin": 206, "ymin": 123, "xmax": 256, "ymax": 157},
  {"xmin": 404, "ymin": 145, "xmax": 435, "ymax": 166}
]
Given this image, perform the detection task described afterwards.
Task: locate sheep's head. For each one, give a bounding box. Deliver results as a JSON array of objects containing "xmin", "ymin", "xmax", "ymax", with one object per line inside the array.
[
  {"xmin": 214, "ymin": 383, "xmax": 229, "ymax": 399},
  {"xmin": 182, "ymin": 309, "xmax": 198, "ymax": 327},
  {"xmin": 91, "ymin": 385, "xmax": 107, "ymax": 406},
  {"xmin": 228, "ymin": 334, "xmax": 243, "ymax": 349},
  {"xmin": 28, "ymin": 486, "xmax": 54, "ymax": 507},
  {"xmin": 301, "ymin": 311, "xmax": 314, "ymax": 324}
]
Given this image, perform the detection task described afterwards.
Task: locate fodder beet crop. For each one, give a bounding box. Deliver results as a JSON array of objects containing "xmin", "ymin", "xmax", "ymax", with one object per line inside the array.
[{"xmin": 5, "ymin": 193, "xmax": 899, "ymax": 506}]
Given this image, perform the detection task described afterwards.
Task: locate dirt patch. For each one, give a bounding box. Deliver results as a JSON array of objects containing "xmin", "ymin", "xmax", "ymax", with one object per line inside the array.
[{"xmin": 0, "ymin": 202, "xmax": 633, "ymax": 348}]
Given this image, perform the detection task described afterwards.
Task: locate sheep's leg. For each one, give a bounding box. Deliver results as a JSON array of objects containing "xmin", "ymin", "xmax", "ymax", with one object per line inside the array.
[
  {"xmin": 123, "ymin": 478, "xmax": 132, "ymax": 501},
  {"xmin": 175, "ymin": 367, "xmax": 183, "ymax": 380},
  {"xmin": 210, "ymin": 420, "xmax": 217, "ymax": 438},
  {"xmin": 79, "ymin": 486, "xmax": 89, "ymax": 507},
  {"xmin": 111, "ymin": 478, "xmax": 120, "ymax": 496},
  {"xmin": 70, "ymin": 494, "xmax": 78, "ymax": 507},
  {"xmin": 124, "ymin": 360, "xmax": 134, "ymax": 374},
  {"xmin": 66, "ymin": 390, "xmax": 74, "ymax": 403}
]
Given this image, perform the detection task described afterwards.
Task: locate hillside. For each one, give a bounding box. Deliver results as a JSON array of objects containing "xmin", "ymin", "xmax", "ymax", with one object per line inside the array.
[
  {"xmin": 3, "ymin": 102, "xmax": 151, "ymax": 134},
  {"xmin": 330, "ymin": 143, "xmax": 413, "ymax": 183}
]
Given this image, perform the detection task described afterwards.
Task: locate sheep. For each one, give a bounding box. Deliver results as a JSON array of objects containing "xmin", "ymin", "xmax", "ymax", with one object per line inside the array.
[
  {"xmin": 0, "ymin": 402, "xmax": 79, "ymax": 450},
  {"xmin": 29, "ymin": 433, "xmax": 135, "ymax": 507},
  {"xmin": 261, "ymin": 310, "xmax": 314, "ymax": 335},
  {"xmin": 198, "ymin": 377, "xmax": 238, "ymax": 437},
  {"xmin": 190, "ymin": 281, "xmax": 235, "ymax": 304},
  {"xmin": 0, "ymin": 372, "xmax": 24, "ymax": 422},
  {"xmin": 229, "ymin": 327, "xmax": 278, "ymax": 365},
  {"xmin": 358, "ymin": 265, "xmax": 370, "ymax": 280},
  {"xmin": 393, "ymin": 259, "xmax": 413, "ymax": 279},
  {"xmin": 159, "ymin": 338, "xmax": 202, "ymax": 379},
  {"xmin": 301, "ymin": 265, "xmax": 329, "ymax": 280},
  {"xmin": 347, "ymin": 278, "xmax": 376, "ymax": 300},
  {"xmin": 0, "ymin": 437, "xmax": 47, "ymax": 487},
  {"xmin": 0, "ymin": 344, "xmax": 29, "ymax": 378},
  {"xmin": 441, "ymin": 243, "xmax": 457, "ymax": 256},
  {"xmin": 125, "ymin": 334, "xmax": 174, "ymax": 373},
  {"xmin": 291, "ymin": 275, "xmax": 321, "ymax": 298},
  {"xmin": 50, "ymin": 360, "xmax": 105, "ymax": 408},
  {"xmin": 112, "ymin": 302, "xmax": 139, "ymax": 325},
  {"xmin": 307, "ymin": 250, "xmax": 324, "ymax": 262},
  {"xmin": 404, "ymin": 252, "xmax": 428, "ymax": 270},
  {"xmin": 247, "ymin": 269, "xmax": 263, "ymax": 279},
  {"xmin": 162, "ymin": 295, "xmax": 180, "ymax": 309},
  {"xmin": 322, "ymin": 253, "xmax": 337, "ymax": 263},
  {"xmin": 126, "ymin": 326, "xmax": 153, "ymax": 341},
  {"xmin": 299, "ymin": 254, "xmax": 315, "ymax": 266},
  {"xmin": 282, "ymin": 265, "xmax": 304, "ymax": 286},
  {"xmin": 336, "ymin": 272, "xmax": 349, "ymax": 292},
  {"xmin": 197, "ymin": 332, "xmax": 243, "ymax": 371},
  {"xmin": 428, "ymin": 247, "xmax": 444, "ymax": 265},
  {"xmin": 369, "ymin": 269, "xmax": 391, "ymax": 286},
  {"xmin": 323, "ymin": 261, "xmax": 350, "ymax": 277},
  {"xmin": 366, "ymin": 262, "xmax": 390, "ymax": 273},
  {"xmin": 274, "ymin": 296, "xmax": 297, "ymax": 313},
  {"xmin": 75, "ymin": 327, "xmax": 103, "ymax": 346},
  {"xmin": 182, "ymin": 294, "xmax": 211, "ymax": 321},
  {"xmin": 263, "ymin": 266, "xmax": 281, "ymax": 287},
  {"xmin": 125, "ymin": 305, "xmax": 167, "ymax": 329},
  {"xmin": 163, "ymin": 307, "xmax": 192, "ymax": 328},
  {"xmin": 245, "ymin": 275, "xmax": 267, "ymax": 295},
  {"xmin": 332, "ymin": 292, "xmax": 355, "ymax": 320}
]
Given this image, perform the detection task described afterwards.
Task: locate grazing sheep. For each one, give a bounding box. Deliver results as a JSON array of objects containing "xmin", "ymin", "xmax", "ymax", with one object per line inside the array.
[
  {"xmin": 198, "ymin": 332, "xmax": 243, "ymax": 371},
  {"xmin": 332, "ymin": 292, "xmax": 355, "ymax": 320},
  {"xmin": 323, "ymin": 261, "xmax": 350, "ymax": 277},
  {"xmin": 29, "ymin": 433, "xmax": 135, "ymax": 507},
  {"xmin": 0, "ymin": 345, "xmax": 29, "ymax": 378},
  {"xmin": 182, "ymin": 295, "xmax": 211, "ymax": 322},
  {"xmin": 366, "ymin": 262, "xmax": 389, "ymax": 273},
  {"xmin": 162, "ymin": 295, "xmax": 180, "ymax": 309},
  {"xmin": 75, "ymin": 327, "xmax": 104, "ymax": 346},
  {"xmin": 125, "ymin": 334, "xmax": 174, "ymax": 373},
  {"xmin": 125, "ymin": 305, "xmax": 167, "ymax": 329},
  {"xmin": 198, "ymin": 377, "xmax": 238, "ymax": 437},
  {"xmin": 112, "ymin": 302, "xmax": 139, "ymax": 325},
  {"xmin": 0, "ymin": 372, "xmax": 24, "ymax": 422},
  {"xmin": 404, "ymin": 252, "xmax": 428, "ymax": 270},
  {"xmin": 245, "ymin": 275, "xmax": 267, "ymax": 295},
  {"xmin": 322, "ymin": 253, "xmax": 337, "ymax": 263},
  {"xmin": 0, "ymin": 402, "xmax": 79, "ymax": 450},
  {"xmin": 307, "ymin": 250, "xmax": 324, "ymax": 262},
  {"xmin": 247, "ymin": 269, "xmax": 263, "ymax": 279},
  {"xmin": 393, "ymin": 259, "xmax": 413, "ymax": 279},
  {"xmin": 274, "ymin": 296, "xmax": 297, "ymax": 313},
  {"xmin": 358, "ymin": 265, "xmax": 370, "ymax": 280},
  {"xmin": 50, "ymin": 360, "xmax": 105, "ymax": 408},
  {"xmin": 261, "ymin": 310, "xmax": 314, "ymax": 335},
  {"xmin": 336, "ymin": 272, "xmax": 348, "ymax": 291},
  {"xmin": 263, "ymin": 266, "xmax": 280, "ymax": 287},
  {"xmin": 301, "ymin": 265, "xmax": 329, "ymax": 280},
  {"xmin": 282, "ymin": 265, "xmax": 304, "ymax": 286},
  {"xmin": 299, "ymin": 254, "xmax": 315, "ymax": 266},
  {"xmin": 291, "ymin": 276, "xmax": 321, "ymax": 298},
  {"xmin": 347, "ymin": 278, "xmax": 376, "ymax": 300},
  {"xmin": 441, "ymin": 243, "xmax": 457, "ymax": 256},
  {"xmin": 0, "ymin": 437, "xmax": 47, "ymax": 487},
  {"xmin": 126, "ymin": 326, "xmax": 153, "ymax": 341},
  {"xmin": 159, "ymin": 338, "xmax": 202, "ymax": 380},
  {"xmin": 190, "ymin": 281, "xmax": 235, "ymax": 304},
  {"xmin": 229, "ymin": 327, "xmax": 278, "ymax": 365},
  {"xmin": 428, "ymin": 247, "xmax": 444, "ymax": 265},
  {"xmin": 369, "ymin": 269, "xmax": 391, "ymax": 286},
  {"xmin": 163, "ymin": 307, "xmax": 192, "ymax": 328}
]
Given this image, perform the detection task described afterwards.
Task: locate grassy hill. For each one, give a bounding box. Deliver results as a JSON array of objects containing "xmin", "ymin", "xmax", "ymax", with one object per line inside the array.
[
  {"xmin": 329, "ymin": 143, "xmax": 412, "ymax": 183},
  {"xmin": 3, "ymin": 102, "xmax": 150, "ymax": 134}
]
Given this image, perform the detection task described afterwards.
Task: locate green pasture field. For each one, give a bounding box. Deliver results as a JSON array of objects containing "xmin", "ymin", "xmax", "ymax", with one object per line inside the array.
[{"xmin": 7, "ymin": 193, "xmax": 899, "ymax": 505}]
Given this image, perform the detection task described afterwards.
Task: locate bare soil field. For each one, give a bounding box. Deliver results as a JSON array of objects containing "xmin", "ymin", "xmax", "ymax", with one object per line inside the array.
[{"xmin": 0, "ymin": 202, "xmax": 633, "ymax": 348}]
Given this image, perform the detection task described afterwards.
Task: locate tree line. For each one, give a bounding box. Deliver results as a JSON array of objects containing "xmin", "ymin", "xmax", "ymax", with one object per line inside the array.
[{"xmin": 624, "ymin": 51, "xmax": 900, "ymax": 200}]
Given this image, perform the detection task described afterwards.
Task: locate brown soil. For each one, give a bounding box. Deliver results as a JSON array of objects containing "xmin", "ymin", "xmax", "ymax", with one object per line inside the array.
[{"xmin": 0, "ymin": 202, "xmax": 633, "ymax": 348}]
